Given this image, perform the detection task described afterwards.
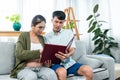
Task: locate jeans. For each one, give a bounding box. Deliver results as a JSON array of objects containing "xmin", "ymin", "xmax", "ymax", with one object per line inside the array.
[{"xmin": 17, "ymin": 66, "xmax": 58, "ymax": 80}]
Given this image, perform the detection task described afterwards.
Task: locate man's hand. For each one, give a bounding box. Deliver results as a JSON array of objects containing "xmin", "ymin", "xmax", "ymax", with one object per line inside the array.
[{"xmin": 55, "ymin": 51, "xmax": 69, "ymax": 61}]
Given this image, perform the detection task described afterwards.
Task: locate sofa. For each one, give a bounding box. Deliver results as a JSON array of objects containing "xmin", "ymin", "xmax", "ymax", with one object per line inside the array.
[
  {"xmin": 0, "ymin": 40, "xmax": 115, "ymax": 80},
  {"xmin": 111, "ymin": 48, "xmax": 120, "ymax": 79}
]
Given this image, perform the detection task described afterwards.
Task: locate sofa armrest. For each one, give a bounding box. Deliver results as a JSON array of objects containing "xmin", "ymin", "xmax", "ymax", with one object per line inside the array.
[{"xmin": 87, "ymin": 55, "xmax": 115, "ymax": 80}]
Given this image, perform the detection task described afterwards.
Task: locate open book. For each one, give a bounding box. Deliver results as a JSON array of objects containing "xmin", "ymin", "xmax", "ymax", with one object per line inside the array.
[{"xmin": 40, "ymin": 36, "xmax": 74, "ymax": 64}]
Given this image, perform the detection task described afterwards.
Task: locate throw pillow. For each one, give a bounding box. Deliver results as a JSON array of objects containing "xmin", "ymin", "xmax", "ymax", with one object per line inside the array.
[
  {"xmin": 77, "ymin": 55, "xmax": 104, "ymax": 69},
  {"xmin": 72, "ymin": 40, "xmax": 87, "ymax": 61}
]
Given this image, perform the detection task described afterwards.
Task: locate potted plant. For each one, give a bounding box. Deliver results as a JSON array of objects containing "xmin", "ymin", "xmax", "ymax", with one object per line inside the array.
[
  {"xmin": 86, "ymin": 4, "xmax": 119, "ymax": 58},
  {"xmin": 62, "ymin": 21, "xmax": 75, "ymax": 29},
  {"xmin": 6, "ymin": 14, "xmax": 21, "ymax": 31}
]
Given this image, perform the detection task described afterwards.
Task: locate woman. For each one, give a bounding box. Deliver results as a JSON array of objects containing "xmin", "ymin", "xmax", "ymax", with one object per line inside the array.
[{"xmin": 10, "ymin": 15, "xmax": 57, "ymax": 80}]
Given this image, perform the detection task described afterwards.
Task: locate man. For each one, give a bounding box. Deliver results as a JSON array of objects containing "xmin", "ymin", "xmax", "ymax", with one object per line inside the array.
[{"xmin": 45, "ymin": 10, "xmax": 93, "ymax": 80}]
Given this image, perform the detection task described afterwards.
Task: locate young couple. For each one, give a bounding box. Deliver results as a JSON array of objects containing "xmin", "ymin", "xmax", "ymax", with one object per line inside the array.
[{"xmin": 10, "ymin": 10, "xmax": 93, "ymax": 80}]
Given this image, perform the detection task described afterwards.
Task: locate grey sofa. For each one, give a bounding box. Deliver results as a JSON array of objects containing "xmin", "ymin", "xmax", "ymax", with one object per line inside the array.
[
  {"xmin": 0, "ymin": 40, "xmax": 115, "ymax": 80},
  {"xmin": 111, "ymin": 48, "xmax": 120, "ymax": 79}
]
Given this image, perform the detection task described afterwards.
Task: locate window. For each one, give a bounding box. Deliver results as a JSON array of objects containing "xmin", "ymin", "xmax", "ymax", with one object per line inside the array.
[
  {"xmin": 0, "ymin": 0, "xmax": 54, "ymax": 32},
  {"xmin": 0, "ymin": 0, "xmax": 19, "ymax": 31}
]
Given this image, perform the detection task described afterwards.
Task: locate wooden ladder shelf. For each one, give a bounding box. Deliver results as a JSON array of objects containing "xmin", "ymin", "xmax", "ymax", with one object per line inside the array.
[{"xmin": 64, "ymin": 7, "xmax": 80, "ymax": 40}]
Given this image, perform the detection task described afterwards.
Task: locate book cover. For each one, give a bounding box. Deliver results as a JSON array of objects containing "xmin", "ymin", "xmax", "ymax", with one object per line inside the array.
[{"xmin": 40, "ymin": 36, "xmax": 74, "ymax": 64}]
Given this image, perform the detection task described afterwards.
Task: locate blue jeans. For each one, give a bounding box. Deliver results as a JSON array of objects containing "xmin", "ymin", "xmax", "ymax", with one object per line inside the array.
[{"xmin": 17, "ymin": 67, "xmax": 58, "ymax": 80}]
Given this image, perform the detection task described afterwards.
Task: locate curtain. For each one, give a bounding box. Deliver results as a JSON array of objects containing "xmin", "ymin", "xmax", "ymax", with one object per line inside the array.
[
  {"xmin": 54, "ymin": 0, "xmax": 120, "ymax": 54},
  {"xmin": 84, "ymin": 0, "xmax": 112, "ymax": 54},
  {"xmin": 22, "ymin": 0, "xmax": 54, "ymax": 32},
  {"xmin": 109, "ymin": 0, "xmax": 120, "ymax": 54},
  {"xmin": 0, "ymin": 0, "xmax": 120, "ymax": 54},
  {"xmin": 0, "ymin": 0, "xmax": 20, "ymax": 31},
  {"xmin": 109, "ymin": 0, "xmax": 120, "ymax": 43},
  {"xmin": 81, "ymin": 0, "xmax": 120, "ymax": 54}
]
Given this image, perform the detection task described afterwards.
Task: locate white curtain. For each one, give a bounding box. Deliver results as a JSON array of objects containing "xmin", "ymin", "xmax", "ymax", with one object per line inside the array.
[
  {"xmin": 21, "ymin": 0, "xmax": 54, "ymax": 32},
  {"xmin": 0, "ymin": 0, "xmax": 120, "ymax": 54},
  {"xmin": 109, "ymin": 0, "xmax": 120, "ymax": 43},
  {"xmin": 84, "ymin": 0, "xmax": 112, "ymax": 54},
  {"xmin": 79, "ymin": 0, "xmax": 120, "ymax": 54},
  {"xmin": 0, "ymin": 0, "xmax": 20, "ymax": 31},
  {"xmin": 54, "ymin": 0, "xmax": 120, "ymax": 54}
]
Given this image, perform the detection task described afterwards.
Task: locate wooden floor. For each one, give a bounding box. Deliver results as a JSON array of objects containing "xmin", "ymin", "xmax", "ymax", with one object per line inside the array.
[
  {"xmin": 115, "ymin": 63, "xmax": 120, "ymax": 80},
  {"xmin": 116, "ymin": 77, "xmax": 120, "ymax": 80}
]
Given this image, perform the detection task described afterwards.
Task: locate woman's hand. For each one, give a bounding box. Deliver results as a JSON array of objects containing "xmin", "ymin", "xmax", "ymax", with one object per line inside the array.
[
  {"xmin": 44, "ymin": 60, "xmax": 51, "ymax": 67},
  {"xmin": 40, "ymin": 49, "xmax": 43, "ymax": 53}
]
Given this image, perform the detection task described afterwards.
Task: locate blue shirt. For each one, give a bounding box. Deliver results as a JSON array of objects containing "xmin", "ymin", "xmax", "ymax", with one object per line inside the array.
[{"xmin": 45, "ymin": 29, "xmax": 76, "ymax": 69}]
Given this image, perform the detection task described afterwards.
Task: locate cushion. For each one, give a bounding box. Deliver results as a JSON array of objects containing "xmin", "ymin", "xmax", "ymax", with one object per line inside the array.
[
  {"xmin": 67, "ymin": 76, "xmax": 85, "ymax": 80},
  {"xmin": 72, "ymin": 40, "xmax": 87, "ymax": 61},
  {"xmin": 0, "ymin": 75, "xmax": 17, "ymax": 80},
  {"xmin": 77, "ymin": 55, "xmax": 104, "ymax": 69},
  {"xmin": 0, "ymin": 42, "xmax": 16, "ymax": 74},
  {"xmin": 111, "ymin": 48, "xmax": 120, "ymax": 63}
]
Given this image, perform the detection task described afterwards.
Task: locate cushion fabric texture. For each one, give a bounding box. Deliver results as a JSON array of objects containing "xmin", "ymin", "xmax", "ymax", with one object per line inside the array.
[
  {"xmin": 72, "ymin": 40, "xmax": 103, "ymax": 69},
  {"xmin": 0, "ymin": 42, "xmax": 15, "ymax": 74},
  {"xmin": 77, "ymin": 55, "xmax": 104, "ymax": 69},
  {"xmin": 72, "ymin": 40, "xmax": 86, "ymax": 61}
]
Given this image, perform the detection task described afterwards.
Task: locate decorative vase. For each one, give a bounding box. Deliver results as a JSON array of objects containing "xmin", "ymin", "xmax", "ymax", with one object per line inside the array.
[{"xmin": 13, "ymin": 22, "xmax": 21, "ymax": 31}]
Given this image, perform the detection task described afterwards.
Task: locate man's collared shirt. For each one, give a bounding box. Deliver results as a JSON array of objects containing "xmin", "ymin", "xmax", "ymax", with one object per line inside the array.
[{"xmin": 45, "ymin": 29, "xmax": 76, "ymax": 69}]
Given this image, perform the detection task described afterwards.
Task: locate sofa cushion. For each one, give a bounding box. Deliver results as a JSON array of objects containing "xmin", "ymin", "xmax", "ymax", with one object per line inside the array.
[
  {"xmin": 77, "ymin": 55, "xmax": 104, "ymax": 69},
  {"xmin": 67, "ymin": 76, "xmax": 85, "ymax": 80},
  {"xmin": 94, "ymin": 69, "xmax": 109, "ymax": 80},
  {"xmin": 0, "ymin": 42, "xmax": 15, "ymax": 74},
  {"xmin": 72, "ymin": 40, "xmax": 87, "ymax": 61},
  {"xmin": 0, "ymin": 75, "xmax": 17, "ymax": 80}
]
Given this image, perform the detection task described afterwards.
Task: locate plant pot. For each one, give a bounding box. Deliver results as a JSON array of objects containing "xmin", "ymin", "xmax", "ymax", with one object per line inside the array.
[{"xmin": 13, "ymin": 22, "xmax": 21, "ymax": 31}]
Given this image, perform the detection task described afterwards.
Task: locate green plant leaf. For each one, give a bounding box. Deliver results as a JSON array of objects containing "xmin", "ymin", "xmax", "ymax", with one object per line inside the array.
[
  {"xmin": 93, "ymin": 21, "xmax": 97, "ymax": 26},
  {"xmin": 6, "ymin": 14, "xmax": 21, "ymax": 22},
  {"xmin": 87, "ymin": 3, "xmax": 119, "ymax": 57},
  {"xmin": 109, "ymin": 37, "xmax": 115, "ymax": 40},
  {"xmin": 5, "ymin": 16, "xmax": 9, "ymax": 19},
  {"xmin": 86, "ymin": 15, "xmax": 93, "ymax": 20},
  {"xmin": 92, "ymin": 35, "xmax": 99, "ymax": 40},
  {"xmin": 92, "ymin": 47, "xmax": 98, "ymax": 53},
  {"xmin": 103, "ymin": 29, "xmax": 109, "ymax": 35},
  {"xmin": 88, "ymin": 25, "xmax": 96, "ymax": 33},
  {"xmin": 93, "ymin": 28, "xmax": 101, "ymax": 35},
  {"xmin": 109, "ymin": 54, "xmax": 115, "ymax": 59},
  {"xmin": 10, "ymin": 18, "xmax": 15, "ymax": 22},
  {"xmin": 104, "ymin": 48, "xmax": 110, "ymax": 55},
  {"xmin": 88, "ymin": 21, "xmax": 97, "ymax": 33},
  {"xmin": 69, "ymin": 22, "xmax": 74, "ymax": 28},
  {"xmin": 94, "ymin": 38, "xmax": 102, "ymax": 45},
  {"xmin": 97, "ymin": 51, "xmax": 104, "ymax": 54},
  {"xmin": 95, "ymin": 13, "xmax": 100, "ymax": 17},
  {"xmin": 98, "ymin": 20, "xmax": 107, "ymax": 23},
  {"xmin": 98, "ymin": 42, "xmax": 103, "ymax": 50},
  {"xmin": 62, "ymin": 25, "xmax": 66, "ymax": 29},
  {"xmin": 92, "ymin": 44, "xmax": 102, "ymax": 53},
  {"xmin": 98, "ymin": 24, "xmax": 102, "ymax": 27},
  {"xmin": 88, "ymin": 19, "xmax": 94, "ymax": 27},
  {"xmin": 109, "ymin": 42, "xmax": 119, "ymax": 48},
  {"xmin": 99, "ymin": 33, "xmax": 105, "ymax": 38},
  {"xmin": 93, "ymin": 4, "xmax": 99, "ymax": 13}
]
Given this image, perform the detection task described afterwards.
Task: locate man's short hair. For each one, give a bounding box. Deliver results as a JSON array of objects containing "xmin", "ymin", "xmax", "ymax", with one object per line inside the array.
[{"xmin": 52, "ymin": 11, "xmax": 66, "ymax": 20}]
